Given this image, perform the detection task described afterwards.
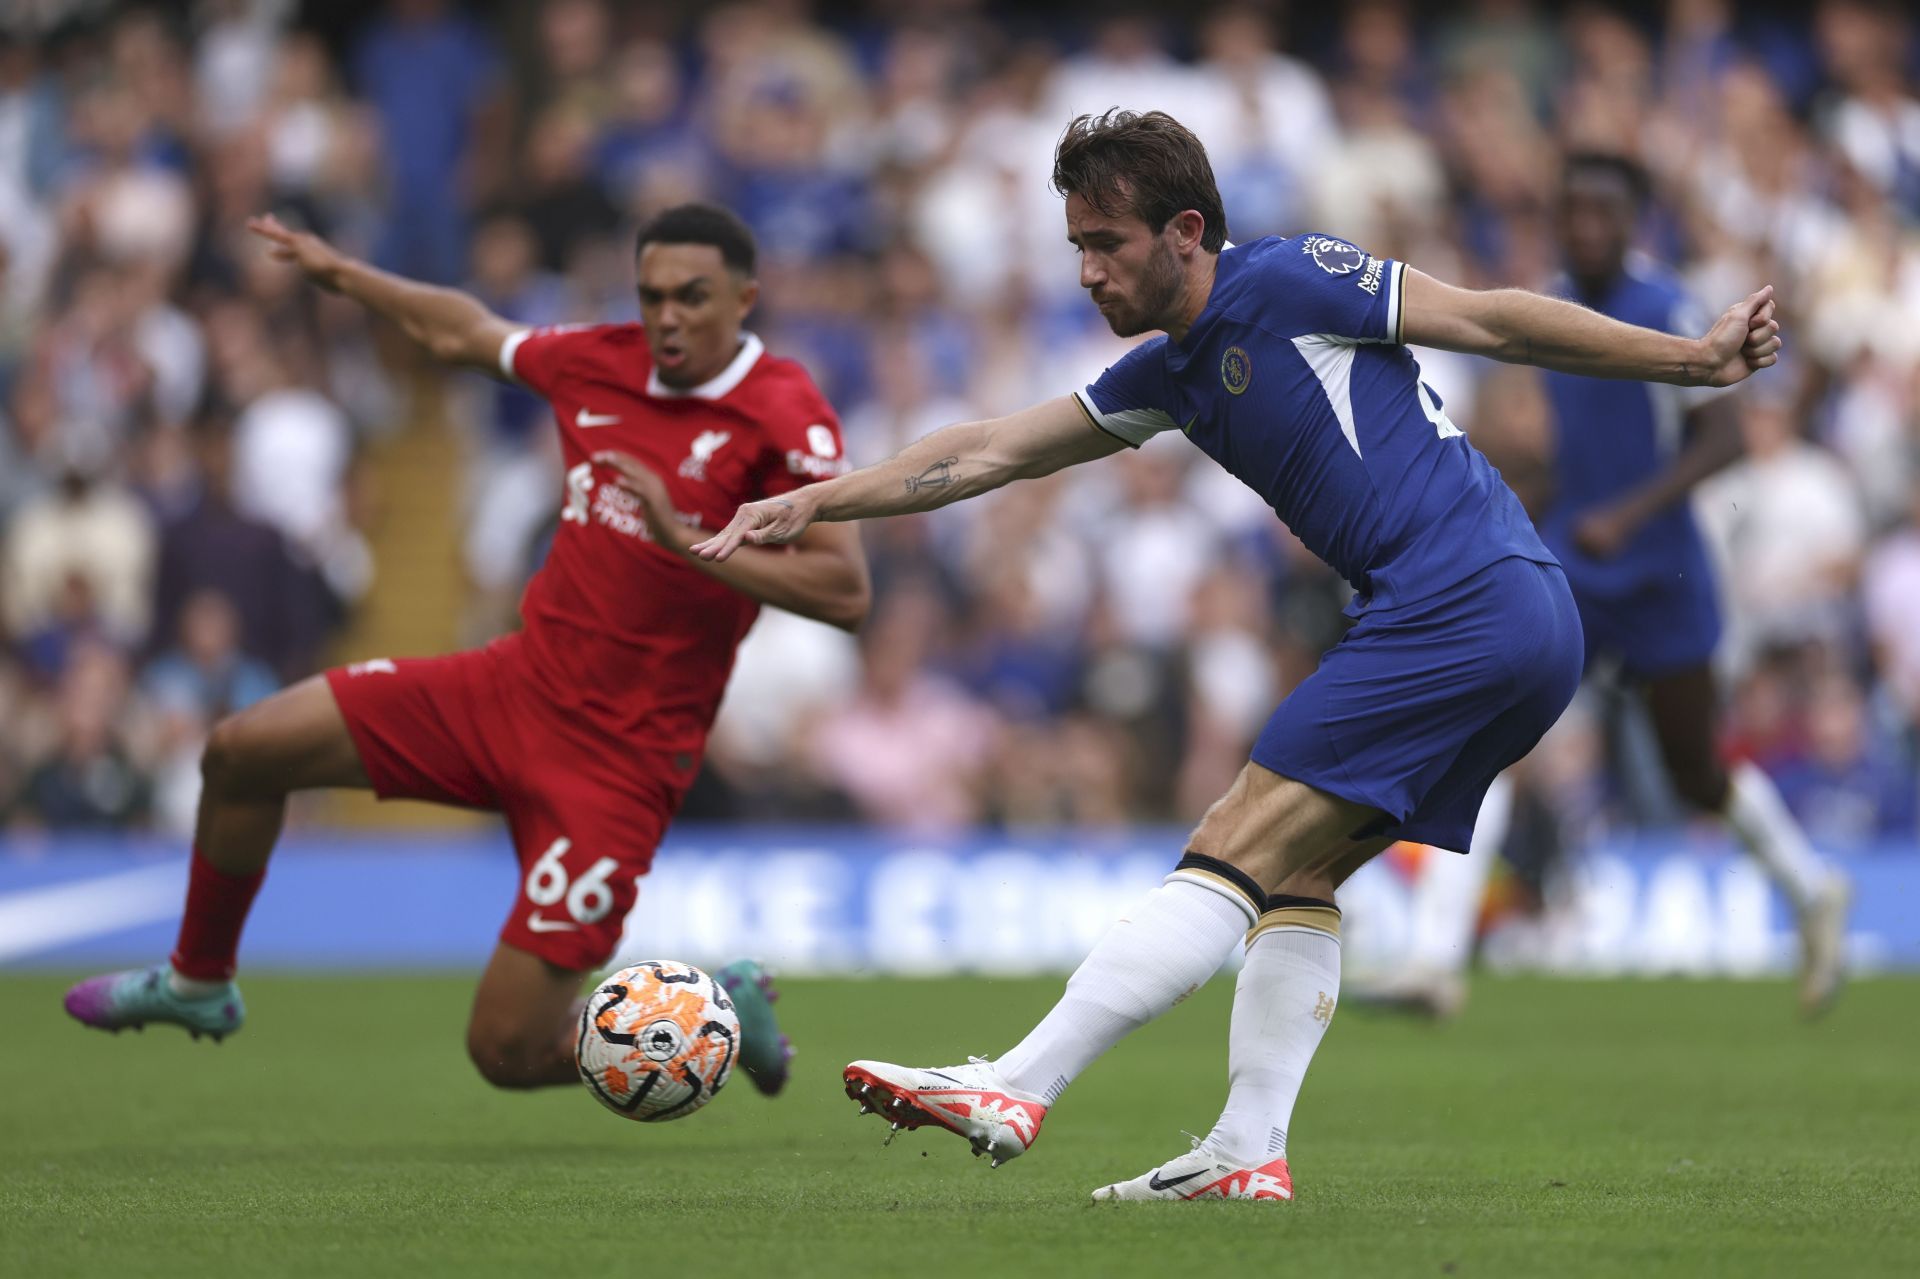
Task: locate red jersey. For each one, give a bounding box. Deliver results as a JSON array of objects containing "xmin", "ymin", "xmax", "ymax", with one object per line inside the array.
[{"xmin": 499, "ymin": 323, "xmax": 848, "ymax": 760}]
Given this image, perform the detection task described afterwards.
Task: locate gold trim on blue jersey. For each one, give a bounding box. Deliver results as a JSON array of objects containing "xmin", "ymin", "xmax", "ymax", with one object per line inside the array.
[{"xmin": 1388, "ymin": 261, "xmax": 1408, "ymax": 345}]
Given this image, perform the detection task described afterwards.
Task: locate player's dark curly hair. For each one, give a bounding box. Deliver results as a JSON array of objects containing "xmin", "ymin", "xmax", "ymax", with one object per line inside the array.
[
  {"xmin": 635, "ymin": 203, "xmax": 758, "ymax": 275},
  {"xmin": 1562, "ymin": 151, "xmax": 1651, "ymax": 210},
  {"xmin": 1051, "ymin": 110, "xmax": 1229, "ymax": 253}
]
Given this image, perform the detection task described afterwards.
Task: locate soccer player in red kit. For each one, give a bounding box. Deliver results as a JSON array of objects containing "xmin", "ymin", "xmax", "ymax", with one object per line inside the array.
[{"xmin": 63, "ymin": 203, "xmax": 871, "ymax": 1094}]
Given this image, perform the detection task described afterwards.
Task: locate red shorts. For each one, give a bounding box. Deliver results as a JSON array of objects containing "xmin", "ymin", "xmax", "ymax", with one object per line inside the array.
[{"xmin": 324, "ymin": 635, "xmax": 691, "ymax": 971}]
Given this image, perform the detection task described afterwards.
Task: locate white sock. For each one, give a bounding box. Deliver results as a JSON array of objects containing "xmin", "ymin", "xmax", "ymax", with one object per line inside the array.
[
  {"xmin": 996, "ymin": 862, "xmax": 1260, "ymax": 1104},
  {"xmin": 167, "ymin": 966, "xmax": 228, "ymax": 999},
  {"xmin": 1405, "ymin": 774, "xmax": 1511, "ymax": 974},
  {"xmin": 1724, "ymin": 760, "xmax": 1829, "ymax": 912},
  {"xmin": 1205, "ymin": 909, "xmax": 1342, "ymax": 1165}
]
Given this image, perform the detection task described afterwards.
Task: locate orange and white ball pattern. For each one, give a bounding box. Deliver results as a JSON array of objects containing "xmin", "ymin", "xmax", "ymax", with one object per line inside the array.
[{"xmin": 576, "ymin": 961, "xmax": 739, "ymax": 1121}]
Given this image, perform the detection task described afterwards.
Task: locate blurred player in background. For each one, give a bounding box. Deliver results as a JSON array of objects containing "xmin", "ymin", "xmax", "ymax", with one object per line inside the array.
[
  {"xmin": 674, "ymin": 111, "xmax": 1781, "ymax": 1203},
  {"xmin": 62, "ymin": 204, "xmax": 870, "ymax": 1095},
  {"xmin": 1364, "ymin": 154, "xmax": 1850, "ymax": 1020}
]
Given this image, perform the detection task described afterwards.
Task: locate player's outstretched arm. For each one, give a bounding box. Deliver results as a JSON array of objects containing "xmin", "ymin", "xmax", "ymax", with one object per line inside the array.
[
  {"xmin": 1401, "ymin": 269, "xmax": 1782, "ymax": 388},
  {"xmin": 593, "ymin": 449, "xmax": 872, "ymax": 631},
  {"xmin": 246, "ymin": 214, "xmax": 518, "ymax": 376},
  {"xmin": 1569, "ymin": 395, "xmax": 1745, "ymax": 559},
  {"xmin": 689, "ymin": 396, "xmax": 1124, "ymax": 562}
]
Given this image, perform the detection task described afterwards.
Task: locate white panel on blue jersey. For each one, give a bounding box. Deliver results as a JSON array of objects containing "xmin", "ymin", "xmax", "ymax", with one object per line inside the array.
[
  {"xmin": 1074, "ymin": 388, "xmax": 1178, "ymax": 447},
  {"xmin": 1386, "ymin": 260, "xmax": 1406, "ymax": 344},
  {"xmin": 1290, "ymin": 334, "xmax": 1365, "ymax": 457},
  {"xmin": 1649, "ymin": 380, "xmax": 1685, "ymax": 459}
]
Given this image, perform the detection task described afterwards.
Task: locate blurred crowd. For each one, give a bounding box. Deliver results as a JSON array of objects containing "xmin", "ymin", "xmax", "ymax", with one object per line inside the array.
[{"xmin": 2, "ymin": 1, "xmax": 1919, "ymax": 861}]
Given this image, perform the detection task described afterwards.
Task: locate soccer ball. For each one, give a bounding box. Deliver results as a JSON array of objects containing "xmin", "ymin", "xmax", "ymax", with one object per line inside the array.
[{"xmin": 576, "ymin": 961, "xmax": 740, "ymax": 1122}]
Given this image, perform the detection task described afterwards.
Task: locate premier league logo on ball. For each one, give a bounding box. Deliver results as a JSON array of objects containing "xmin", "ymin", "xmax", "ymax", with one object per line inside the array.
[{"xmin": 1304, "ymin": 235, "xmax": 1366, "ymax": 276}]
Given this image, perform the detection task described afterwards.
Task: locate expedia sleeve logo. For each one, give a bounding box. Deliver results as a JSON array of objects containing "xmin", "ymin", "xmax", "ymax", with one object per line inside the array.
[
  {"xmin": 1221, "ymin": 345, "xmax": 1253, "ymax": 395},
  {"xmin": 784, "ymin": 422, "xmax": 850, "ymax": 478},
  {"xmin": 1303, "ymin": 235, "xmax": 1366, "ymax": 276}
]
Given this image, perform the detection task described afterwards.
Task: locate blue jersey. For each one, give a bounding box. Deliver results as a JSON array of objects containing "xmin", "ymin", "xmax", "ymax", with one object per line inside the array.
[
  {"xmin": 1076, "ymin": 235, "xmax": 1552, "ymax": 614},
  {"xmin": 1541, "ymin": 256, "xmax": 1725, "ymax": 599}
]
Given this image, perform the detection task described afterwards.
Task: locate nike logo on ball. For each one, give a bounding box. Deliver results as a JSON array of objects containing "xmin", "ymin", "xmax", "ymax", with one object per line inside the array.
[
  {"xmin": 576, "ymin": 408, "xmax": 621, "ymax": 427},
  {"xmin": 1148, "ymin": 1169, "xmax": 1206, "ymax": 1191},
  {"xmin": 526, "ymin": 914, "xmax": 578, "ymax": 933}
]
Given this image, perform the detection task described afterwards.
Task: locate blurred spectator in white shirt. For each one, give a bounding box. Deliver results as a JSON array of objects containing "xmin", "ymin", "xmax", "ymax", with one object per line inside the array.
[
  {"xmin": 1092, "ymin": 447, "xmax": 1220, "ymax": 652},
  {"xmin": 206, "ymin": 299, "xmax": 369, "ymax": 604},
  {"xmin": 59, "ymin": 83, "xmax": 195, "ymax": 271},
  {"xmin": 1699, "ymin": 397, "xmax": 1868, "ymax": 672},
  {"xmin": 193, "ymin": 0, "xmax": 291, "ymax": 139},
  {"xmin": 1861, "ymin": 489, "xmax": 1920, "ymax": 727},
  {"xmin": 1189, "ymin": 3, "xmax": 1340, "ymax": 237},
  {"xmin": 2, "ymin": 463, "xmax": 154, "ymax": 656},
  {"xmin": 1815, "ymin": 0, "xmax": 1920, "ymax": 220}
]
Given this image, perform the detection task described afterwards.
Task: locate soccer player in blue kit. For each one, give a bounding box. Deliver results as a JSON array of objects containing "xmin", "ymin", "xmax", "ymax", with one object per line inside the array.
[
  {"xmin": 1367, "ymin": 153, "xmax": 1849, "ymax": 1021},
  {"xmin": 653, "ymin": 112, "xmax": 1782, "ymax": 1203}
]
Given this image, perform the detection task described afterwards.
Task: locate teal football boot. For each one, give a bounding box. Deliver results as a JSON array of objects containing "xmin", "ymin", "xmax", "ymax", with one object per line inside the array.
[
  {"xmin": 714, "ymin": 959, "xmax": 793, "ymax": 1096},
  {"xmin": 64, "ymin": 965, "xmax": 245, "ymax": 1042}
]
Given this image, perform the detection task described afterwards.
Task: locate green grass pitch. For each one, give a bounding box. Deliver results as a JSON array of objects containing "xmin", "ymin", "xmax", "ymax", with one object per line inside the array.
[{"xmin": 3, "ymin": 973, "xmax": 1917, "ymax": 1277}]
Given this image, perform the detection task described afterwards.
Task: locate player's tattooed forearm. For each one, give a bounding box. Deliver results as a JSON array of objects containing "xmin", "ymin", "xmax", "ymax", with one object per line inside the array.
[{"xmin": 905, "ymin": 457, "xmax": 961, "ymax": 495}]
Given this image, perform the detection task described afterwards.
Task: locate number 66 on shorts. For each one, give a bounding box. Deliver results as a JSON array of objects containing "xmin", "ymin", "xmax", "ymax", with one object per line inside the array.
[
  {"xmin": 503, "ymin": 828, "xmax": 655, "ymax": 971},
  {"xmin": 524, "ymin": 838, "xmax": 621, "ymax": 924}
]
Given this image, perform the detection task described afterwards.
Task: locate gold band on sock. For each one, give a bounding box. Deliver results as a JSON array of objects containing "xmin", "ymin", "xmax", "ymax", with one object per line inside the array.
[
  {"xmin": 1246, "ymin": 904, "xmax": 1342, "ymax": 946},
  {"xmin": 1167, "ymin": 866, "xmax": 1263, "ymax": 927}
]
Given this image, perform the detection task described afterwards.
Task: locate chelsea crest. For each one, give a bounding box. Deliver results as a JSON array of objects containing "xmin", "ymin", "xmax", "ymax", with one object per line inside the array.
[{"xmin": 1221, "ymin": 345, "xmax": 1252, "ymax": 395}]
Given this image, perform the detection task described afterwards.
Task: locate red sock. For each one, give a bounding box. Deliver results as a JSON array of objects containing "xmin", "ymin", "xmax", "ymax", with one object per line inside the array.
[{"xmin": 169, "ymin": 848, "xmax": 266, "ymax": 982}]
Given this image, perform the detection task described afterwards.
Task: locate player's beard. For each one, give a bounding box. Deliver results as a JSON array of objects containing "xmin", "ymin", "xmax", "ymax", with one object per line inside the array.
[{"xmin": 1101, "ymin": 238, "xmax": 1184, "ymax": 338}]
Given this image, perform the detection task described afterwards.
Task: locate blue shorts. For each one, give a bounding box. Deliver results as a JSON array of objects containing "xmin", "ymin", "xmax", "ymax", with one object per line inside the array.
[
  {"xmin": 1570, "ymin": 570, "xmax": 1721, "ymax": 681},
  {"xmin": 1252, "ymin": 557, "xmax": 1583, "ymax": 853}
]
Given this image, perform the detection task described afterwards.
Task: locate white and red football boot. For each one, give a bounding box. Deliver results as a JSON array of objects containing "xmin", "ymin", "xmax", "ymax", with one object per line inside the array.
[
  {"xmin": 843, "ymin": 1057, "xmax": 1048, "ymax": 1167},
  {"xmin": 1091, "ymin": 1136, "xmax": 1293, "ymax": 1203}
]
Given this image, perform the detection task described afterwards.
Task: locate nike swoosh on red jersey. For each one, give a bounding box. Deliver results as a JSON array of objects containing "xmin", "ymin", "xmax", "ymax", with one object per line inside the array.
[
  {"xmin": 575, "ymin": 408, "xmax": 622, "ymax": 427},
  {"xmin": 526, "ymin": 914, "xmax": 579, "ymax": 933}
]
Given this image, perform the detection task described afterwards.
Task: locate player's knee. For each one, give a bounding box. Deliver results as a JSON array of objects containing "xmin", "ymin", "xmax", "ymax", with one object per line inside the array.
[
  {"xmin": 465, "ymin": 1022, "xmax": 550, "ymax": 1090},
  {"xmin": 203, "ymin": 702, "xmax": 321, "ymax": 801},
  {"xmin": 1671, "ymin": 765, "xmax": 1730, "ymax": 814},
  {"xmin": 200, "ymin": 715, "xmax": 256, "ymax": 797}
]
